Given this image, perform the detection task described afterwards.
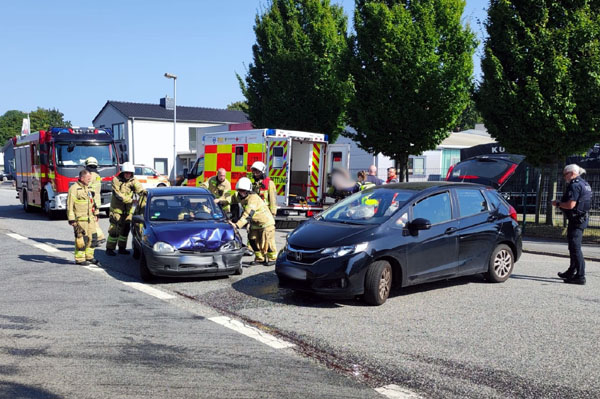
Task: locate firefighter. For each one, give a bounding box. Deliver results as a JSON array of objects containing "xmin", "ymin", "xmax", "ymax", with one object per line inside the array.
[
  {"xmin": 84, "ymin": 156, "xmax": 106, "ymax": 247},
  {"xmin": 67, "ymin": 169, "xmax": 98, "ymax": 265},
  {"xmin": 250, "ymin": 161, "xmax": 277, "ymax": 216},
  {"xmin": 202, "ymin": 167, "xmax": 232, "ymax": 212},
  {"xmin": 106, "ymin": 162, "xmax": 145, "ymax": 256},
  {"xmin": 230, "ymin": 177, "xmax": 277, "ymax": 265}
]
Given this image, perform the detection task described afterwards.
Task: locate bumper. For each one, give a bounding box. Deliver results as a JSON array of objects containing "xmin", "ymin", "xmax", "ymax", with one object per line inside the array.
[
  {"xmin": 275, "ymin": 250, "xmax": 372, "ymax": 299},
  {"xmin": 142, "ymin": 246, "xmax": 244, "ymax": 277}
]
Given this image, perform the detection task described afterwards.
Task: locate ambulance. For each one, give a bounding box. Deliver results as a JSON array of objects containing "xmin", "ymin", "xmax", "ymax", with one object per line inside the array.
[{"xmin": 185, "ymin": 128, "xmax": 346, "ymax": 222}]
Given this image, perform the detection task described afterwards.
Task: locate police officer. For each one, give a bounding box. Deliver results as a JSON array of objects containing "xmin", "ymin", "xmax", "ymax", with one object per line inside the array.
[
  {"xmin": 67, "ymin": 169, "xmax": 98, "ymax": 265},
  {"xmin": 231, "ymin": 177, "xmax": 277, "ymax": 265},
  {"xmin": 84, "ymin": 157, "xmax": 106, "ymax": 246},
  {"xmin": 250, "ymin": 161, "xmax": 277, "ymax": 216},
  {"xmin": 553, "ymin": 164, "xmax": 592, "ymax": 285},
  {"xmin": 202, "ymin": 167, "xmax": 232, "ymax": 212},
  {"xmin": 106, "ymin": 162, "xmax": 145, "ymax": 256}
]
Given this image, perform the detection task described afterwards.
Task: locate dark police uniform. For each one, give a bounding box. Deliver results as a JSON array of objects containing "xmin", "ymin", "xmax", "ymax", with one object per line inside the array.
[{"xmin": 560, "ymin": 177, "xmax": 592, "ymax": 279}]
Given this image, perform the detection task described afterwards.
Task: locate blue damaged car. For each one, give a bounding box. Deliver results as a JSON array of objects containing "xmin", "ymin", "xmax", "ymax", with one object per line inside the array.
[{"xmin": 131, "ymin": 187, "xmax": 244, "ymax": 281}]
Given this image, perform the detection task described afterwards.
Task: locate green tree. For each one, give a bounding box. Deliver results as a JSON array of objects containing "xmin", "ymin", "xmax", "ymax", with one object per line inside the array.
[
  {"xmin": 347, "ymin": 0, "xmax": 476, "ymax": 180},
  {"xmin": 238, "ymin": 0, "xmax": 352, "ymax": 142},
  {"xmin": 226, "ymin": 101, "xmax": 249, "ymax": 113},
  {"xmin": 453, "ymin": 94, "xmax": 483, "ymax": 131},
  {"xmin": 477, "ymin": 0, "xmax": 600, "ymax": 166},
  {"xmin": 0, "ymin": 108, "xmax": 71, "ymax": 145}
]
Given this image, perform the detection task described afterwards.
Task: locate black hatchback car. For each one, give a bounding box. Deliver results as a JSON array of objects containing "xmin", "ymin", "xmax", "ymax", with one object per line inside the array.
[
  {"xmin": 276, "ymin": 182, "xmax": 522, "ymax": 305},
  {"xmin": 131, "ymin": 187, "xmax": 245, "ymax": 281}
]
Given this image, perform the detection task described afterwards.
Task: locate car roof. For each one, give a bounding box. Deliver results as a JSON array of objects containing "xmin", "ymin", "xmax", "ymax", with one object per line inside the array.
[
  {"xmin": 376, "ymin": 181, "xmax": 485, "ymax": 191},
  {"xmin": 146, "ymin": 187, "xmax": 210, "ymax": 197}
]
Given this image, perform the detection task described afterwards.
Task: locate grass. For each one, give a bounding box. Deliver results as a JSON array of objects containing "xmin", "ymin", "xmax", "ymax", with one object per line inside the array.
[{"xmin": 520, "ymin": 222, "xmax": 600, "ymax": 244}]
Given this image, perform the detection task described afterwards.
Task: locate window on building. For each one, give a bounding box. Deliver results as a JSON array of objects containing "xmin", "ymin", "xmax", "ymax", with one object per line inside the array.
[
  {"xmin": 442, "ymin": 149, "xmax": 461, "ymax": 177},
  {"xmin": 189, "ymin": 128, "xmax": 197, "ymax": 152},
  {"xmin": 234, "ymin": 145, "xmax": 244, "ymax": 167},
  {"xmin": 112, "ymin": 123, "xmax": 124, "ymax": 141},
  {"xmin": 408, "ymin": 157, "xmax": 425, "ymax": 176},
  {"xmin": 154, "ymin": 158, "xmax": 168, "ymax": 175}
]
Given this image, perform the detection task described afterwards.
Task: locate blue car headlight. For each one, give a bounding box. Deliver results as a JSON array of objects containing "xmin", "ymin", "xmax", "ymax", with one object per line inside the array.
[
  {"xmin": 153, "ymin": 241, "xmax": 176, "ymax": 254},
  {"xmin": 321, "ymin": 242, "xmax": 368, "ymax": 258},
  {"xmin": 220, "ymin": 240, "xmax": 241, "ymax": 251}
]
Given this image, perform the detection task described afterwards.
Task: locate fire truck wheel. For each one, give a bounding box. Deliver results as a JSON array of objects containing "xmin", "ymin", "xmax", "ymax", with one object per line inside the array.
[
  {"xmin": 42, "ymin": 192, "xmax": 58, "ymax": 219},
  {"xmin": 22, "ymin": 190, "xmax": 32, "ymax": 213}
]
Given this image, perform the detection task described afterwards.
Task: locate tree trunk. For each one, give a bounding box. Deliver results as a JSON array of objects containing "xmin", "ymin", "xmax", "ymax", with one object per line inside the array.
[
  {"xmin": 534, "ymin": 167, "xmax": 542, "ymax": 224},
  {"xmin": 545, "ymin": 163, "xmax": 560, "ymax": 226},
  {"xmin": 397, "ymin": 154, "xmax": 408, "ymax": 182}
]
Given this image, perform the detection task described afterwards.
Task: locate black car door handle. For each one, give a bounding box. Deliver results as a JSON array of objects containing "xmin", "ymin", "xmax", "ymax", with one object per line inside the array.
[{"xmin": 445, "ymin": 227, "xmax": 457, "ymax": 235}]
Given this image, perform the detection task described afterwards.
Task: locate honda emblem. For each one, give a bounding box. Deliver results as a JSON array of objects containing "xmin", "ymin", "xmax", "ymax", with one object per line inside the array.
[{"xmin": 294, "ymin": 251, "xmax": 302, "ymax": 261}]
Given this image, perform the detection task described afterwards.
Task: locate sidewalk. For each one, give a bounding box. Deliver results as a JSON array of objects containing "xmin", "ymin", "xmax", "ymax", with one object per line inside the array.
[{"xmin": 523, "ymin": 237, "xmax": 600, "ymax": 262}]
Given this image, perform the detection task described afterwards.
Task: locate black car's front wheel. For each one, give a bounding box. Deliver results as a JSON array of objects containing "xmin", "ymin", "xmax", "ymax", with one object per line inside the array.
[
  {"xmin": 364, "ymin": 260, "xmax": 392, "ymax": 306},
  {"xmin": 487, "ymin": 244, "xmax": 514, "ymax": 283}
]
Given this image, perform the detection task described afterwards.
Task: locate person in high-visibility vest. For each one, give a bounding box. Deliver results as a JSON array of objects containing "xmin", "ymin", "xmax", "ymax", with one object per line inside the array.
[
  {"xmin": 106, "ymin": 162, "xmax": 145, "ymax": 256},
  {"xmin": 250, "ymin": 161, "xmax": 277, "ymax": 216},
  {"xmin": 67, "ymin": 169, "xmax": 98, "ymax": 265},
  {"xmin": 84, "ymin": 157, "xmax": 106, "ymax": 247},
  {"xmin": 230, "ymin": 177, "xmax": 277, "ymax": 265},
  {"xmin": 202, "ymin": 168, "xmax": 232, "ymax": 212}
]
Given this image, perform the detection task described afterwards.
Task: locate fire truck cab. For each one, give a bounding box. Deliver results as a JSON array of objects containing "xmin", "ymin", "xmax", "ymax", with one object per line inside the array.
[{"xmin": 14, "ymin": 127, "xmax": 123, "ymax": 218}]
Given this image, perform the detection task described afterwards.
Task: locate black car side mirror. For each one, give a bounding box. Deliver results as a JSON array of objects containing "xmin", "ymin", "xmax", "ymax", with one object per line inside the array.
[
  {"xmin": 407, "ymin": 218, "xmax": 432, "ymax": 236},
  {"xmin": 132, "ymin": 214, "xmax": 144, "ymax": 224}
]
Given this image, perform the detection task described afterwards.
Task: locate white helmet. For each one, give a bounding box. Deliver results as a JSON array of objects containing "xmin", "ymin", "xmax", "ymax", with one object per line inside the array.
[
  {"xmin": 251, "ymin": 161, "xmax": 266, "ymax": 173},
  {"xmin": 120, "ymin": 162, "xmax": 135, "ymax": 174},
  {"xmin": 236, "ymin": 177, "xmax": 252, "ymax": 191}
]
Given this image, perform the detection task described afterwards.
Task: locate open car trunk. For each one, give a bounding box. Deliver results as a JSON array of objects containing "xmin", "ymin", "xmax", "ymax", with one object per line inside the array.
[{"xmin": 446, "ymin": 154, "xmax": 525, "ymax": 190}]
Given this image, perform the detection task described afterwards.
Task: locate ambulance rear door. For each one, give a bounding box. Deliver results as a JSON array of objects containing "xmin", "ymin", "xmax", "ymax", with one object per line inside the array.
[
  {"xmin": 265, "ymin": 136, "xmax": 292, "ymax": 208},
  {"xmin": 325, "ymin": 143, "xmax": 350, "ymax": 193}
]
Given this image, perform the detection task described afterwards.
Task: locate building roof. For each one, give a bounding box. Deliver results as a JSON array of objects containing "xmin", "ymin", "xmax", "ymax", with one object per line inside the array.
[{"xmin": 93, "ymin": 101, "xmax": 250, "ymax": 124}]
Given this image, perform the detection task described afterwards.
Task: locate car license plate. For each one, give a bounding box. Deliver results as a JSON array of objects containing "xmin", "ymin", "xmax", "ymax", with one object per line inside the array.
[
  {"xmin": 282, "ymin": 266, "xmax": 307, "ymax": 280},
  {"xmin": 180, "ymin": 256, "xmax": 214, "ymax": 266}
]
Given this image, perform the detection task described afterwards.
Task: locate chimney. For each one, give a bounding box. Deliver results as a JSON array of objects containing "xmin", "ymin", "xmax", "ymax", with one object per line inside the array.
[{"xmin": 160, "ymin": 95, "xmax": 174, "ymax": 110}]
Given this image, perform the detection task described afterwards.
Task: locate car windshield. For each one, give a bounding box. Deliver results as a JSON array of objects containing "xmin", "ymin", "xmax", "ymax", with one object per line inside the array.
[
  {"xmin": 148, "ymin": 194, "xmax": 224, "ymax": 221},
  {"xmin": 318, "ymin": 188, "xmax": 413, "ymax": 225},
  {"xmin": 55, "ymin": 144, "xmax": 118, "ymax": 167}
]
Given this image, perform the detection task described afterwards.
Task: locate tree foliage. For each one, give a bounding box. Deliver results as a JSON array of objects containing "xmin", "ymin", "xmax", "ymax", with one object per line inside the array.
[
  {"xmin": 226, "ymin": 101, "xmax": 249, "ymax": 113},
  {"xmin": 478, "ymin": 0, "xmax": 600, "ymax": 166},
  {"xmin": 347, "ymin": 0, "xmax": 476, "ymax": 179},
  {"xmin": 0, "ymin": 108, "xmax": 71, "ymax": 145},
  {"xmin": 238, "ymin": 0, "xmax": 352, "ymax": 142}
]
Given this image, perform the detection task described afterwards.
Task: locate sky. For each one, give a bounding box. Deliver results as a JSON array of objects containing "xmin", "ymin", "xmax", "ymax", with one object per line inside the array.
[{"xmin": 0, "ymin": 0, "xmax": 489, "ymax": 127}]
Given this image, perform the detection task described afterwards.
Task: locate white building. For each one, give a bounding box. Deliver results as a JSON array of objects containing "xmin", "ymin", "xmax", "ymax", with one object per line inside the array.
[
  {"xmin": 93, "ymin": 97, "xmax": 250, "ymax": 179},
  {"xmin": 337, "ymin": 125, "xmax": 495, "ymax": 181}
]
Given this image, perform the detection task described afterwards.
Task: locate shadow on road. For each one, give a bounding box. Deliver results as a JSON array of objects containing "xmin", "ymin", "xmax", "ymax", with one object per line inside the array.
[
  {"xmin": 19, "ymin": 254, "xmax": 72, "ymax": 265},
  {"xmin": 510, "ymin": 273, "xmax": 564, "ymax": 284}
]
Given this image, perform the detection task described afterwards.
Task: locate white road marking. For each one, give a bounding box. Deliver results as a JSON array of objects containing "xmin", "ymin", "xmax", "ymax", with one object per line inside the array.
[
  {"xmin": 122, "ymin": 282, "xmax": 176, "ymax": 300},
  {"xmin": 375, "ymin": 384, "xmax": 422, "ymax": 399},
  {"xmin": 209, "ymin": 316, "xmax": 295, "ymax": 349},
  {"xmin": 7, "ymin": 233, "xmax": 27, "ymax": 240},
  {"xmin": 32, "ymin": 243, "xmax": 60, "ymax": 253}
]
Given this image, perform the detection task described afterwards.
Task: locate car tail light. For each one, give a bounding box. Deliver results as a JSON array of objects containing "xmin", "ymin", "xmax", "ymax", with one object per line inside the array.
[
  {"xmin": 445, "ymin": 164, "xmax": 455, "ymax": 180},
  {"xmin": 498, "ymin": 164, "xmax": 518, "ymax": 185},
  {"xmin": 509, "ymin": 205, "xmax": 518, "ymax": 222},
  {"xmin": 306, "ymin": 210, "xmax": 313, "ymax": 217}
]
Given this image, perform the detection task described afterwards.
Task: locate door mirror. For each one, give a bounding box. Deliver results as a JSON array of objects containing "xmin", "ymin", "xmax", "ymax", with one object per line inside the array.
[
  {"xmin": 408, "ymin": 218, "xmax": 431, "ymax": 235},
  {"xmin": 132, "ymin": 214, "xmax": 144, "ymax": 224}
]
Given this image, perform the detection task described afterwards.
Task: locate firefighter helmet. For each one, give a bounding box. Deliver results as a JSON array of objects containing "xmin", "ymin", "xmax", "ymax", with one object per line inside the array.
[
  {"xmin": 84, "ymin": 157, "xmax": 98, "ymax": 167},
  {"xmin": 236, "ymin": 177, "xmax": 252, "ymax": 192},
  {"xmin": 120, "ymin": 162, "xmax": 135, "ymax": 174},
  {"xmin": 251, "ymin": 161, "xmax": 266, "ymax": 173}
]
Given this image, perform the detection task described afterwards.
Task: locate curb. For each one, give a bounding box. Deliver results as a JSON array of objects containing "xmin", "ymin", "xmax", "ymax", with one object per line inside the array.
[{"xmin": 522, "ymin": 249, "xmax": 600, "ymax": 263}]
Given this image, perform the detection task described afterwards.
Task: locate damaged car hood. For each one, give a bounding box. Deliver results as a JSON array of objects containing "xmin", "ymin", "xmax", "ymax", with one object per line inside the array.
[{"xmin": 150, "ymin": 221, "xmax": 238, "ymax": 252}]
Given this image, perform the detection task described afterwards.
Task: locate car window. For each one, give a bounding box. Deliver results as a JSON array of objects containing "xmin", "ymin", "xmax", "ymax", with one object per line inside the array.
[
  {"xmin": 144, "ymin": 168, "xmax": 155, "ymax": 176},
  {"xmin": 318, "ymin": 188, "xmax": 413, "ymax": 225},
  {"xmin": 485, "ymin": 189, "xmax": 501, "ymax": 209},
  {"xmin": 135, "ymin": 167, "xmax": 142, "ymax": 175},
  {"xmin": 412, "ymin": 191, "xmax": 452, "ymax": 225},
  {"xmin": 456, "ymin": 188, "xmax": 488, "ymax": 217},
  {"xmin": 149, "ymin": 194, "xmax": 224, "ymax": 221}
]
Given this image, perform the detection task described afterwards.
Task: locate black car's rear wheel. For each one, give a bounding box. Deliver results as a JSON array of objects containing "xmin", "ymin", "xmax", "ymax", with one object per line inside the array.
[
  {"xmin": 487, "ymin": 244, "xmax": 514, "ymax": 283},
  {"xmin": 139, "ymin": 255, "xmax": 154, "ymax": 282},
  {"xmin": 364, "ymin": 260, "xmax": 392, "ymax": 306}
]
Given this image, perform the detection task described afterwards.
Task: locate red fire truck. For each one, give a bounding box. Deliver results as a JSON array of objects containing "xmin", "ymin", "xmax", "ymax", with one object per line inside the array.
[{"xmin": 14, "ymin": 127, "xmax": 125, "ymax": 218}]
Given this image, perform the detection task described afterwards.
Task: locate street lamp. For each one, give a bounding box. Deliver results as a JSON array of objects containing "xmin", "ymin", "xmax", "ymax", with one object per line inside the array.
[{"xmin": 164, "ymin": 72, "xmax": 177, "ymax": 182}]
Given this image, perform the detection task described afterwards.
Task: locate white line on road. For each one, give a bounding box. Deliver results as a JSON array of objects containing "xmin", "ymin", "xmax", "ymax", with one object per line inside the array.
[
  {"xmin": 375, "ymin": 384, "xmax": 422, "ymax": 399},
  {"xmin": 32, "ymin": 243, "xmax": 60, "ymax": 253},
  {"xmin": 209, "ymin": 316, "xmax": 295, "ymax": 349},
  {"xmin": 122, "ymin": 282, "xmax": 177, "ymax": 300},
  {"xmin": 7, "ymin": 233, "xmax": 27, "ymax": 240}
]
